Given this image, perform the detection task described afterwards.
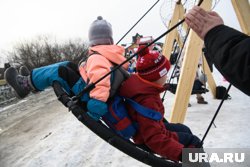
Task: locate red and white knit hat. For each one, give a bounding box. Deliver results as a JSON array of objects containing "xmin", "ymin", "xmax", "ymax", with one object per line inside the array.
[{"xmin": 136, "ymin": 45, "xmax": 170, "ymax": 81}]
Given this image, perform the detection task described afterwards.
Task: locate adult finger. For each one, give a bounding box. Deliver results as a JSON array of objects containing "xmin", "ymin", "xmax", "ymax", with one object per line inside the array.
[
  {"xmin": 186, "ymin": 17, "xmax": 204, "ymax": 39},
  {"xmin": 185, "ymin": 13, "xmax": 200, "ymax": 32},
  {"xmin": 186, "ymin": 10, "xmax": 206, "ymax": 30},
  {"xmin": 192, "ymin": 6, "xmax": 207, "ymax": 17},
  {"xmin": 208, "ymin": 11, "xmax": 220, "ymax": 17}
]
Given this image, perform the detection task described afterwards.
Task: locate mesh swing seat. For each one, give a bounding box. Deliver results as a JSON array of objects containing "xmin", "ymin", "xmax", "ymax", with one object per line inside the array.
[{"xmin": 53, "ymin": 81, "xmax": 181, "ymax": 167}]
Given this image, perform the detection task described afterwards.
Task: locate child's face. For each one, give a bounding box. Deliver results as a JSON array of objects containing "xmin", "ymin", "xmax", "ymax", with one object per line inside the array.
[{"xmin": 154, "ymin": 74, "xmax": 168, "ymax": 86}]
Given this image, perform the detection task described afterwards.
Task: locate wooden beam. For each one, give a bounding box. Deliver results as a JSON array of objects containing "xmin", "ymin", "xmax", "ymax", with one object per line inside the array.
[
  {"xmin": 169, "ymin": 0, "xmax": 212, "ymax": 123},
  {"xmin": 202, "ymin": 56, "xmax": 217, "ymax": 98},
  {"xmin": 175, "ymin": 20, "xmax": 188, "ymax": 49},
  {"xmin": 231, "ymin": 0, "xmax": 250, "ymax": 35},
  {"xmin": 162, "ymin": 3, "xmax": 185, "ymax": 59},
  {"xmin": 169, "ymin": 31, "xmax": 203, "ymax": 123},
  {"xmin": 175, "ymin": 24, "xmax": 218, "ymax": 99},
  {"xmin": 176, "ymin": 34, "xmax": 184, "ymax": 48}
]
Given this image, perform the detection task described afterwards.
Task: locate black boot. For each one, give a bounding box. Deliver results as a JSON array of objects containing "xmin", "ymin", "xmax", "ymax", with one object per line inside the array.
[
  {"xmin": 196, "ymin": 95, "xmax": 208, "ymax": 104},
  {"xmin": 19, "ymin": 66, "xmax": 30, "ymax": 76},
  {"xmin": 4, "ymin": 67, "xmax": 34, "ymax": 99}
]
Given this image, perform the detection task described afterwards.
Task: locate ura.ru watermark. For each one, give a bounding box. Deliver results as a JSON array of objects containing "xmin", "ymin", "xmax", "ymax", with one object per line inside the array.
[
  {"xmin": 189, "ymin": 152, "xmax": 244, "ymax": 163},
  {"xmin": 182, "ymin": 148, "xmax": 250, "ymax": 167}
]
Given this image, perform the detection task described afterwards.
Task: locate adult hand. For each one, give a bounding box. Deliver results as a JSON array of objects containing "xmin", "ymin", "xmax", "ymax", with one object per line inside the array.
[{"xmin": 185, "ymin": 6, "xmax": 224, "ymax": 39}]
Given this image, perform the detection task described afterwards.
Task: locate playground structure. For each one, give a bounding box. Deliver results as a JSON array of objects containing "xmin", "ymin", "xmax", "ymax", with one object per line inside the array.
[
  {"xmin": 0, "ymin": 0, "xmax": 249, "ymax": 166},
  {"xmin": 162, "ymin": 0, "xmax": 250, "ymax": 123}
]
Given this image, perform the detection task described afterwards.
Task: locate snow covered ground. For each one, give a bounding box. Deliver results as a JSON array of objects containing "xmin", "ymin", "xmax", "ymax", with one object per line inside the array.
[{"xmin": 0, "ymin": 69, "xmax": 250, "ymax": 167}]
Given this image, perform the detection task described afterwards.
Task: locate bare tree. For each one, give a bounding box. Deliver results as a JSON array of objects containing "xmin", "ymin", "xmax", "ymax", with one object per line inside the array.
[
  {"xmin": 43, "ymin": 41, "xmax": 62, "ymax": 65},
  {"xmin": 6, "ymin": 36, "xmax": 88, "ymax": 70},
  {"xmin": 60, "ymin": 38, "xmax": 89, "ymax": 64}
]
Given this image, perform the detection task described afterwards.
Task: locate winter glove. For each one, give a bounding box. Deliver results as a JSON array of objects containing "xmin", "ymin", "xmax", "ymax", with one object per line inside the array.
[{"xmin": 87, "ymin": 98, "xmax": 108, "ymax": 121}]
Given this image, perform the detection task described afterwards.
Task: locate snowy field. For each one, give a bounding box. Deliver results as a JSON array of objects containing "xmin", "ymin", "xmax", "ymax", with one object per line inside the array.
[{"xmin": 0, "ymin": 69, "xmax": 250, "ymax": 167}]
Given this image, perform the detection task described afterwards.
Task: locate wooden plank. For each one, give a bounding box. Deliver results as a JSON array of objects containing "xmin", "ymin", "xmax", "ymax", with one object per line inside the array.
[
  {"xmin": 176, "ymin": 33, "xmax": 184, "ymax": 48},
  {"xmin": 169, "ymin": 0, "xmax": 212, "ymax": 123},
  {"xmin": 202, "ymin": 57, "xmax": 217, "ymax": 98},
  {"xmin": 162, "ymin": 3, "xmax": 185, "ymax": 59},
  {"xmin": 177, "ymin": 24, "xmax": 217, "ymax": 99},
  {"xmin": 231, "ymin": 0, "xmax": 250, "ymax": 35},
  {"xmin": 169, "ymin": 31, "xmax": 203, "ymax": 123}
]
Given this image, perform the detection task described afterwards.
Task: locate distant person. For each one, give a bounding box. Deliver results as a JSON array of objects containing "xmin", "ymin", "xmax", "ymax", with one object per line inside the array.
[
  {"xmin": 185, "ymin": 6, "xmax": 250, "ymax": 96},
  {"xmin": 119, "ymin": 45, "xmax": 201, "ymax": 162},
  {"xmin": 194, "ymin": 65, "xmax": 208, "ymax": 104},
  {"xmin": 5, "ymin": 16, "xmax": 129, "ymax": 121},
  {"xmin": 128, "ymin": 57, "xmax": 137, "ymax": 73}
]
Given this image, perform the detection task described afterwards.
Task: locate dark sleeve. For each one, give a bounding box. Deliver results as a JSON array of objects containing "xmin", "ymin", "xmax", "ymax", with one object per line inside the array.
[{"xmin": 204, "ymin": 25, "xmax": 250, "ymax": 96}]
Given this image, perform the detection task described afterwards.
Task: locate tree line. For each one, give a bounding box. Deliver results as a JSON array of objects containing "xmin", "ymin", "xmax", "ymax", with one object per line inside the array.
[{"xmin": 5, "ymin": 36, "xmax": 89, "ymax": 70}]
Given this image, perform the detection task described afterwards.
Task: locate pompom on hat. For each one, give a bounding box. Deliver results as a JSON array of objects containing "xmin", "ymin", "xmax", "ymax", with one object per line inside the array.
[
  {"xmin": 136, "ymin": 45, "xmax": 170, "ymax": 82},
  {"xmin": 88, "ymin": 16, "xmax": 114, "ymax": 46}
]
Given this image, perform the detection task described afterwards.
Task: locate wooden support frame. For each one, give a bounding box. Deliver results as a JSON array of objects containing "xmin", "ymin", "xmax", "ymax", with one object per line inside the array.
[
  {"xmin": 168, "ymin": 6, "xmax": 216, "ymax": 99},
  {"xmin": 162, "ymin": 2, "xmax": 185, "ymax": 59},
  {"xmin": 231, "ymin": 0, "xmax": 250, "ymax": 35},
  {"xmin": 169, "ymin": 0, "xmax": 212, "ymax": 123},
  {"xmin": 162, "ymin": 0, "xmax": 216, "ymax": 99},
  {"xmin": 202, "ymin": 56, "xmax": 217, "ymax": 98}
]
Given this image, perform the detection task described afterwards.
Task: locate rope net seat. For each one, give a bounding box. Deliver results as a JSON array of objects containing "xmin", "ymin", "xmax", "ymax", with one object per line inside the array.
[{"xmin": 52, "ymin": 81, "xmax": 182, "ymax": 167}]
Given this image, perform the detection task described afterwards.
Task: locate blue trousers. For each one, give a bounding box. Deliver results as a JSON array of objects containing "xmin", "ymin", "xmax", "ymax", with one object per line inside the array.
[
  {"xmin": 164, "ymin": 121, "xmax": 201, "ymax": 147},
  {"xmin": 30, "ymin": 61, "xmax": 89, "ymax": 101}
]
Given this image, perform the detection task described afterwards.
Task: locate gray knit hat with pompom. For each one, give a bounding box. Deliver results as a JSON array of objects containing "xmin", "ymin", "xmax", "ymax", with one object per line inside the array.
[{"xmin": 88, "ymin": 16, "xmax": 113, "ymax": 46}]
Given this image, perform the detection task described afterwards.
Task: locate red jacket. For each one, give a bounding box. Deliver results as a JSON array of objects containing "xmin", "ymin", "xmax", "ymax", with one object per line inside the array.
[{"xmin": 119, "ymin": 74, "xmax": 183, "ymax": 161}]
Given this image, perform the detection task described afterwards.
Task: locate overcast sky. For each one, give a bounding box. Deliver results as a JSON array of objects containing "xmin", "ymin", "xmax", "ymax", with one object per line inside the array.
[{"xmin": 0, "ymin": 0, "xmax": 243, "ymax": 67}]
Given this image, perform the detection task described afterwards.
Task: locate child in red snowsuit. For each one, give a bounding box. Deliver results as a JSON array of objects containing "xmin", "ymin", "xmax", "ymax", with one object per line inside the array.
[{"xmin": 118, "ymin": 46, "xmax": 201, "ymax": 161}]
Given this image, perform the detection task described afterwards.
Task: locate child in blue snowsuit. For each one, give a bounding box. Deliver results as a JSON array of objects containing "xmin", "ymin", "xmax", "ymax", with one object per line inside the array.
[{"xmin": 4, "ymin": 16, "xmax": 128, "ymax": 121}]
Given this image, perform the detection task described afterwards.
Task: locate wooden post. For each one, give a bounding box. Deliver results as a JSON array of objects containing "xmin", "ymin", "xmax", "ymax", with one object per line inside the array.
[
  {"xmin": 178, "ymin": 34, "xmax": 217, "ymax": 98},
  {"xmin": 176, "ymin": 33, "xmax": 184, "ymax": 49},
  {"xmin": 203, "ymin": 57, "xmax": 217, "ymax": 98},
  {"xmin": 231, "ymin": 0, "xmax": 250, "ymax": 35},
  {"xmin": 178, "ymin": 14, "xmax": 217, "ymax": 98},
  {"xmin": 162, "ymin": 2, "xmax": 185, "ymax": 59},
  {"xmin": 169, "ymin": 0, "xmax": 212, "ymax": 123}
]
